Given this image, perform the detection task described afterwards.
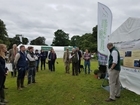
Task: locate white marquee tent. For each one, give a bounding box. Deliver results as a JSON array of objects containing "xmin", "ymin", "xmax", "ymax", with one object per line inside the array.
[
  {"xmin": 109, "ymin": 17, "xmax": 140, "ymax": 43},
  {"xmin": 109, "ymin": 17, "xmax": 140, "ymax": 95}
]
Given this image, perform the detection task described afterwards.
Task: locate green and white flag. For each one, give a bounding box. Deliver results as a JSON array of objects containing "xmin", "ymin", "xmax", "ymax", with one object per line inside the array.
[{"xmin": 97, "ymin": 2, "xmax": 112, "ymax": 65}]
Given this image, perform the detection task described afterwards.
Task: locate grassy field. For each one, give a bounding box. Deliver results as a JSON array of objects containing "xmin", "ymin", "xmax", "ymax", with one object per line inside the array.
[{"xmin": 5, "ymin": 59, "xmax": 140, "ymax": 105}]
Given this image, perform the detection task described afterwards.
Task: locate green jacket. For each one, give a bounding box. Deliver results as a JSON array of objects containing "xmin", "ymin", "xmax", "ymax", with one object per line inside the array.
[
  {"xmin": 108, "ymin": 47, "xmax": 121, "ymax": 71},
  {"xmin": 28, "ymin": 52, "xmax": 36, "ymax": 67},
  {"xmin": 71, "ymin": 51, "xmax": 78, "ymax": 63}
]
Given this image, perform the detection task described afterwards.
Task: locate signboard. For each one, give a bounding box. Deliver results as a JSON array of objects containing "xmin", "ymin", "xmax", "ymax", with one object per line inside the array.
[
  {"xmin": 41, "ymin": 46, "xmax": 52, "ymax": 51},
  {"xmin": 64, "ymin": 46, "xmax": 73, "ymax": 51},
  {"xmin": 114, "ymin": 40, "xmax": 140, "ymax": 95}
]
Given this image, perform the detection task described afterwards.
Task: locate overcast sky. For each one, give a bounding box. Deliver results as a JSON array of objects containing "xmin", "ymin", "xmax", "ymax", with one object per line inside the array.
[{"xmin": 0, "ymin": 0, "xmax": 140, "ymax": 45}]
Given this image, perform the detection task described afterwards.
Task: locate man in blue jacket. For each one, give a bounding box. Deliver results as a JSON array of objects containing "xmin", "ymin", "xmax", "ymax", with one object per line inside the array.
[{"xmin": 14, "ymin": 45, "xmax": 27, "ymax": 90}]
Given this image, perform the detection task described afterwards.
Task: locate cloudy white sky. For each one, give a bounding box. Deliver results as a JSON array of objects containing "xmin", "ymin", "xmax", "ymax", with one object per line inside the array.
[{"xmin": 0, "ymin": 0, "xmax": 140, "ymax": 45}]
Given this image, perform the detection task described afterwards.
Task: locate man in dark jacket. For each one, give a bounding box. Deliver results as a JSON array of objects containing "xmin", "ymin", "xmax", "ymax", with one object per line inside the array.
[
  {"xmin": 76, "ymin": 47, "xmax": 82, "ymax": 73},
  {"xmin": 71, "ymin": 48, "xmax": 79, "ymax": 76},
  {"xmin": 40, "ymin": 50, "xmax": 46, "ymax": 70},
  {"xmin": 48, "ymin": 49, "xmax": 57, "ymax": 71},
  {"xmin": 14, "ymin": 45, "xmax": 27, "ymax": 90},
  {"xmin": 48, "ymin": 49, "xmax": 53, "ymax": 71},
  {"xmin": 35, "ymin": 50, "xmax": 40, "ymax": 72},
  {"xmin": 27, "ymin": 47, "xmax": 38, "ymax": 84}
]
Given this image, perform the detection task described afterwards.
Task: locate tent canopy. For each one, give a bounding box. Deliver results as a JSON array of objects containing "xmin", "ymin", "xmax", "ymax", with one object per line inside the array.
[{"xmin": 109, "ymin": 17, "xmax": 140, "ymax": 43}]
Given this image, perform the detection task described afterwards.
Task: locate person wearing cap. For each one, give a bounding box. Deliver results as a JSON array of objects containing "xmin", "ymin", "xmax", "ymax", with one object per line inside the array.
[
  {"xmin": 27, "ymin": 47, "xmax": 38, "ymax": 84},
  {"xmin": 63, "ymin": 48, "xmax": 70, "ymax": 74}
]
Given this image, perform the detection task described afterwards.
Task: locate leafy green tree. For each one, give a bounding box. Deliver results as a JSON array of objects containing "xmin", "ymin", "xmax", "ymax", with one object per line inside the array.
[
  {"xmin": 92, "ymin": 25, "xmax": 97, "ymax": 51},
  {"xmin": 51, "ymin": 29, "xmax": 70, "ymax": 46},
  {"xmin": 79, "ymin": 33, "xmax": 94, "ymax": 52},
  {"xmin": 8, "ymin": 37, "xmax": 20, "ymax": 50},
  {"xmin": 15, "ymin": 34, "xmax": 29, "ymax": 44},
  {"xmin": 70, "ymin": 35, "xmax": 81, "ymax": 47},
  {"xmin": 30, "ymin": 36, "xmax": 47, "ymax": 45},
  {"xmin": 22, "ymin": 37, "xmax": 29, "ymax": 44},
  {"xmin": 69, "ymin": 25, "xmax": 97, "ymax": 52},
  {"xmin": 0, "ymin": 19, "xmax": 10, "ymax": 45},
  {"xmin": 8, "ymin": 35, "xmax": 29, "ymax": 49},
  {"xmin": 0, "ymin": 19, "xmax": 8, "ymax": 38}
]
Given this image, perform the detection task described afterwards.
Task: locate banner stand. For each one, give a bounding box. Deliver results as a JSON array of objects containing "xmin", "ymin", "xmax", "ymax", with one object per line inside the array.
[
  {"xmin": 101, "ymin": 65, "xmax": 110, "ymax": 92},
  {"xmin": 97, "ymin": 2, "xmax": 113, "ymax": 92}
]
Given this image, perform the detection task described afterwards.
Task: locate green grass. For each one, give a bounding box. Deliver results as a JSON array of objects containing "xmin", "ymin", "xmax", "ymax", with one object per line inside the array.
[{"xmin": 5, "ymin": 59, "xmax": 140, "ymax": 105}]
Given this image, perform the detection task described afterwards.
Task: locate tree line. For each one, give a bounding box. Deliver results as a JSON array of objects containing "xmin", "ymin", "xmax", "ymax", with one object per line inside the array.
[{"xmin": 0, "ymin": 19, "xmax": 97, "ymax": 52}]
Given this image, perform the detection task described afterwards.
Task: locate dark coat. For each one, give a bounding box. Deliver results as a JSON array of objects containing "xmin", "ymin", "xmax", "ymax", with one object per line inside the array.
[
  {"xmin": 0, "ymin": 57, "xmax": 8, "ymax": 76},
  {"xmin": 40, "ymin": 52, "xmax": 46, "ymax": 60},
  {"xmin": 48, "ymin": 52, "xmax": 57, "ymax": 61}
]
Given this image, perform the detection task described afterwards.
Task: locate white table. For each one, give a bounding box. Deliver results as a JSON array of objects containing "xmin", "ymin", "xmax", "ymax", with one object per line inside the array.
[{"xmin": 6, "ymin": 63, "xmax": 13, "ymax": 72}]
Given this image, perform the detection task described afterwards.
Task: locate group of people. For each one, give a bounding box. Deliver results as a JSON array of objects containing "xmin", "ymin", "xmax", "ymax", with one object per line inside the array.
[
  {"xmin": 0, "ymin": 42, "xmax": 121, "ymax": 104},
  {"xmin": 63, "ymin": 43, "xmax": 121, "ymax": 103},
  {"xmin": 63, "ymin": 47, "xmax": 91, "ymax": 75},
  {"xmin": 8, "ymin": 45, "xmax": 57, "ymax": 90}
]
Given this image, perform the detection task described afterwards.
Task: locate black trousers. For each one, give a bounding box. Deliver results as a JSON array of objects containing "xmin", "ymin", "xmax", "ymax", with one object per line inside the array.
[
  {"xmin": 41, "ymin": 59, "xmax": 46, "ymax": 70},
  {"xmin": 17, "ymin": 67, "xmax": 26, "ymax": 88},
  {"xmin": 2, "ymin": 76, "xmax": 6, "ymax": 88},
  {"xmin": 78, "ymin": 60, "xmax": 81, "ymax": 73},
  {"xmin": 50, "ymin": 60, "xmax": 55, "ymax": 71},
  {"xmin": 48, "ymin": 61, "xmax": 51, "ymax": 70},
  {"xmin": 0, "ymin": 75, "xmax": 5, "ymax": 100},
  {"xmin": 72, "ymin": 62, "xmax": 79, "ymax": 75},
  {"xmin": 17, "ymin": 68, "xmax": 26, "ymax": 80}
]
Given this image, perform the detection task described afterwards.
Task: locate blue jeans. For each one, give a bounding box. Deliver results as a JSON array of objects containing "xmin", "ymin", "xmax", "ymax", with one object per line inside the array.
[
  {"xmin": 84, "ymin": 61, "xmax": 90, "ymax": 74},
  {"xmin": 28, "ymin": 67, "xmax": 36, "ymax": 84},
  {"xmin": 36, "ymin": 60, "xmax": 40, "ymax": 72}
]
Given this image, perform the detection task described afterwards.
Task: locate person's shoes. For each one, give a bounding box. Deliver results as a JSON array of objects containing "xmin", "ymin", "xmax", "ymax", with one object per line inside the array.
[
  {"xmin": 115, "ymin": 96, "xmax": 120, "ymax": 98},
  {"xmin": 17, "ymin": 87, "xmax": 22, "ymax": 91},
  {"xmin": 98, "ymin": 77, "xmax": 100, "ymax": 79},
  {"xmin": 21, "ymin": 86, "xmax": 26, "ymax": 88},
  {"xmin": 4, "ymin": 87, "xmax": 8, "ymax": 89},
  {"xmin": 105, "ymin": 98, "xmax": 115, "ymax": 102},
  {"xmin": 32, "ymin": 82, "xmax": 36, "ymax": 83},
  {"xmin": 1, "ymin": 99, "xmax": 8, "ymax": 103},
  {"xmin": 0, "ymin": 102, "xmax": 6, "ymax": 105},
  {"xmin": 27, "ymin": 83, "xmax": 31, "ymax": 85}
]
